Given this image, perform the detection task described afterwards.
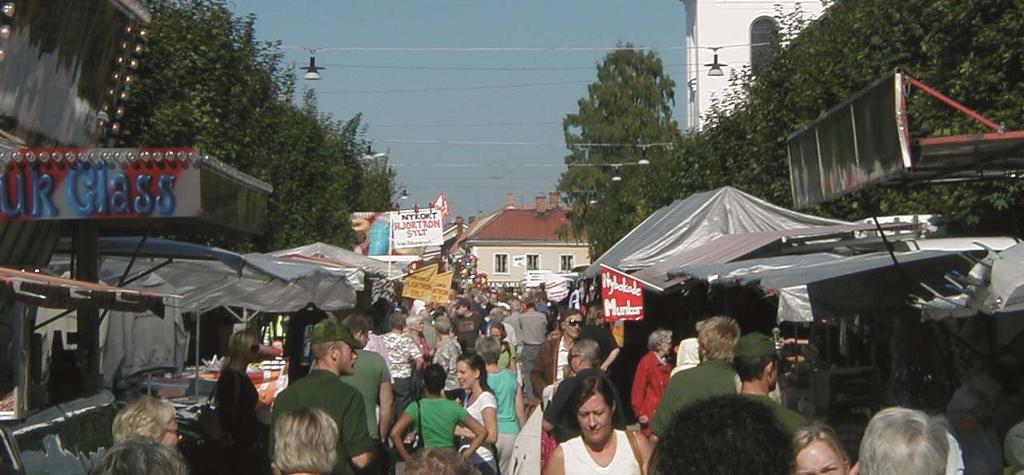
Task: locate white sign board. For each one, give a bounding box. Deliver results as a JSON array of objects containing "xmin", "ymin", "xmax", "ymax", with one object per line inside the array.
[
  {"xmin": 391, "ymin": 209, "xmax": 444, "ymax": 249},
  {"xmin": 512, "ymin": 255, "xmax": 527, "ymax": 268}
]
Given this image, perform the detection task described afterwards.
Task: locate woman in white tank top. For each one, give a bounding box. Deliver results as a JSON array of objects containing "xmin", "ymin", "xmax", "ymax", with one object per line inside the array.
[{"xmin": 544, "ymin": 374, "xmax": 652, "ymax": 475}]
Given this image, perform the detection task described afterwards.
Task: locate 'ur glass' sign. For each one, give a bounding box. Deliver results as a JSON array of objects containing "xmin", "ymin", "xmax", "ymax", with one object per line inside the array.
[{"xmin": 0, "ymin": 149, "xmax": 201, "ymax": 221}]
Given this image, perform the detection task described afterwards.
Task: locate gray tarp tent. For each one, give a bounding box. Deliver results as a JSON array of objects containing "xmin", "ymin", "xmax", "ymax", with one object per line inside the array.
[
  {"xmin": 272, "ymin": 241, "xmax": 406, "ymax": 280},
  {"xmin": 54, "ymin": 237, "xmax": 363, "ymax": 313},
  {"xmin": 667, "ymin": 241, "xmax": 1017, "ymax": 322},
  {"xmin": 584, "ymin": 186, "xmax": 850, "ymax": 280}
]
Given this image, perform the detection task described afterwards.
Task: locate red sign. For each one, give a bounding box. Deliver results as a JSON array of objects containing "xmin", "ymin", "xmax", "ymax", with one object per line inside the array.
[
  {"xmin": 600, "ymin": 265, "xmax": 644, "ymax": 322},
  {"xmin": 432, "ymin": 194, "xmax": 450, "ymax": 219}
]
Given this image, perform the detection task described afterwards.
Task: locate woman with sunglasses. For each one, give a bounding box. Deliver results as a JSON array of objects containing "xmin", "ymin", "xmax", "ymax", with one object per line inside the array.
[{"xmin": 216, "ymin": 330, "xmax": 272, "ymax": 474}]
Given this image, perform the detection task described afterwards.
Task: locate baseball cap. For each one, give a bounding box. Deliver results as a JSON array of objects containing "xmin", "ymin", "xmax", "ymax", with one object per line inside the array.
[
  {"xmin": 309, "ymin": 319, "xmax": 364, "ymax": 349},
  {"xmin": 733, "ymin": 332, "xmax": 775, "ymax": 358}
]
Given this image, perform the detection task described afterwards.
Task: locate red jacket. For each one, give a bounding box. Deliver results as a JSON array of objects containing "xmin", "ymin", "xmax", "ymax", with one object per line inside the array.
[{"xmin": 631, "ymin": 351, "xmax": 672, "ymax": 424}]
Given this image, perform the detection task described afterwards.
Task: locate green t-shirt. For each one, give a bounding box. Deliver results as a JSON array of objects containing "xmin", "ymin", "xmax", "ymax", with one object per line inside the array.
[
  {"xmin": 340, "ymin": 350, "xmax": 392, "ymax": 441},
  {"xmin": 652, "ymin": 359, "xmax": 738, "ymax": 437},
  {"xmin": 489, "ymin": 369, "xmax": 520, "ymax": 434},
  {"xmin": 498, "ymin": 345, "xmax": 516, "ymax": 370},
  {"xmin": 405, "ymin": 398, "xmax": 468, "ymax": 448},
  {"xmin": 272, "ymin": 369, "xmax": 375, "ymax": 475},
  {"xmin": 741, "ymin": 394, "xmax": 808, "ymax": 434}
]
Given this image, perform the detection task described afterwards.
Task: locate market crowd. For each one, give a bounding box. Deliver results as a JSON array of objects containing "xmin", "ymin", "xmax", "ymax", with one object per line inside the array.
[{"xmin": 92, "ymin": 290, "xmax": 1024, "ymax": 475}]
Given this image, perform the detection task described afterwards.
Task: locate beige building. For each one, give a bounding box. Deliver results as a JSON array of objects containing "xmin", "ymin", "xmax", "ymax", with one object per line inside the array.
[{"xmin": 458, "ymin": 193, "xmax": 590, "ymax": 286}]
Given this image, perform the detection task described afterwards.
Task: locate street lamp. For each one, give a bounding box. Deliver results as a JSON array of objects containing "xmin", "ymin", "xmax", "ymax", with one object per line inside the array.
[
  {"xmin": 399, "ymin": 189, "xmax": 409, "ymax": 200},
  {"xmin": 302, "ymin": 51, "xmax": 323, "ymax": 81},
  {"xmin": 705, "ymin": 47, "xmax": 725, "ymax": 77},
  {"xmin": 362, "ymin": 145, "xmax": 388, "ymax": 160}
]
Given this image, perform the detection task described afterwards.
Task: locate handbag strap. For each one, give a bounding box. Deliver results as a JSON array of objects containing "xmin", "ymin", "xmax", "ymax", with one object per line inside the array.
[
  {"xmin": 625, "ymin": 430, "xmax": 645, "ymax": 475},
  {"xmin": 416, "ymin": 400, "xmax": 424, "ymax": 443}
]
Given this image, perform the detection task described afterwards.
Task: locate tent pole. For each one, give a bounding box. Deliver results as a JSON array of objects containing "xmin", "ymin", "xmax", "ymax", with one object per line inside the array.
[
  {"xmin": 872, "ymin": 216, "xmax": 912, "ymax": 287},
  {"xmin": 194, "ymin": 309, "xmax": 203, "ymax": 398}
]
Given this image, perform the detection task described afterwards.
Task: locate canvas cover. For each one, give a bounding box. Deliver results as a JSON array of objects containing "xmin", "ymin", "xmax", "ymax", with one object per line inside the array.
[
  {"xmin": 94, "ymin": 255, "xmax": 361, "ymax": 313},
  {"xmin": 272, "ymin": 241, "xmax": 406, "ymax": 280},
  {"xmin": 584, "ymin": 186, "xmax": 849, "ymax": 278},
  {"xmin": 670, "ymin": 249, "xmax": 982, "ymax": 322}
]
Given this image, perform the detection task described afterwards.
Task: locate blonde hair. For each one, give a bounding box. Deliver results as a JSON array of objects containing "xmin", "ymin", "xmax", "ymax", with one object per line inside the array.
[
  {"xmin": 273, "ymin": 408, "xmax": 338, "ymax": 474},
  {"xmin": 111, "ymin": 395, "xmax": 176, "ymax": 444},
  {"xmin": 793, "ymin": 422, "xmax": 849, "ymax": 466},
  {"xmin": 697, "ymin": 316, "xmax": 740, "ymax": 362},
  {"xmin": 223, "ymin": 330, "xmax": 258, "ymax": 373}
]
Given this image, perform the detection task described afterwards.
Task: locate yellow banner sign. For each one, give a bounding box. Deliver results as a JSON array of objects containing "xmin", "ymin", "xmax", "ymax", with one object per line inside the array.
[{"xmin": 402, "ymin": 264, "xmax": 453, "ymax": 304}]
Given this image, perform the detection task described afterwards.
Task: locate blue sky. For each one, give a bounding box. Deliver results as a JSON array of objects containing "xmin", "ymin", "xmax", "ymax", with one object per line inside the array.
[{"xmin": 235, "ymin": 1, "xmax": 687, "ymax": 218}]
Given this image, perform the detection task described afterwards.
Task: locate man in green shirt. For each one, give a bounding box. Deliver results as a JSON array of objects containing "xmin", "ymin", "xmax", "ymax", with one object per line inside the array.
[
  {"xmin": 272, "ymin": 319, "xmax": 375, "ymax": 475},
  {"xmin": 339, "ymin": 314, "xmax": 394, "ymax": 442},
  {"xmin": 338, "ymin": 313, "xmax": 393, "ymax": 475},
  {"xmin": 733, "ymin": 332, "xmax": 808, "ymax": 434},
  {"xmin": 652, "ymin": 316, "xmax": 740, "ymax": 438}
]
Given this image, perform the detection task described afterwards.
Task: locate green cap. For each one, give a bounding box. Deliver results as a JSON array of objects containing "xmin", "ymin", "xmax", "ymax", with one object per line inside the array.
[
  {"xmin": 309, "ymin": 319, "xmax": 364, "ymax": 349},
  {"xmin": 734, "ymin": 332, "xmax": 775, "ymax": 358}
]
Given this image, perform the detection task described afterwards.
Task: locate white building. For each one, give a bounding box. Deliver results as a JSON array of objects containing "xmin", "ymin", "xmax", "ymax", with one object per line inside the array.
[{"xmin": 683, "ymin": 0, "xmax": 827, "ymax": 131}]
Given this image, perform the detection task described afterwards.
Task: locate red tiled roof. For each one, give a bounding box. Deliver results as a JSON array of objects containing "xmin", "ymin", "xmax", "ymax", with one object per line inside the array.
[{"xmin": 468, "ymin": 207, "xmax": 585, "ymax": 242}]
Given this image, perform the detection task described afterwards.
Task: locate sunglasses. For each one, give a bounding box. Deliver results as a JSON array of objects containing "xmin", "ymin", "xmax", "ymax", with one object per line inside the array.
[{"xmin": 567, "ymin": 320, "xmax": 583, "ymax": 327}]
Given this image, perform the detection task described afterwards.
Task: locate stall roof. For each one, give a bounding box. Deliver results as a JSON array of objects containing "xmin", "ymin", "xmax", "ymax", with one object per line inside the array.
[
  {"xmin": 0, "ymin": 267, "xmax": 162, "ymax": 312},
  {"xmin": 87, "ymin": 255, "xmax": 360, "ymax": 313},
  {"xmin": 584, "ymin": 186, "xmax": 849, "ymax": 279},
  {"xmin": 630, "ymin": 222, "xmax": 898, "ymax": 292},
  {"xmin": 272, "ymin": 242, "xmax": 406, "ymax": 280},
  {"xmin": 56, "ymin": 236, "xmax": 246, "ymax": 272},
  {"xmin": 50, "ymin": 237, "xmax": 365, "ymax": 312},
  {"xmin": 668, "ymin": 238, "xmax": 1017, "ymax": 322}
]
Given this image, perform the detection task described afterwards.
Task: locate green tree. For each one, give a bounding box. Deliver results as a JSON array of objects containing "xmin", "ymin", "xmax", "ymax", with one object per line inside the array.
[
  {"xmin": 657, "ymin": 0, "xmax": 1024, "ymax": 236},
  {"xmin": 559, "ymin": 46, "xmax": 683, "ymax": 257},
  {"xmin": 121, "ymin": 0, "xmax": 396, "ymax": 250}
]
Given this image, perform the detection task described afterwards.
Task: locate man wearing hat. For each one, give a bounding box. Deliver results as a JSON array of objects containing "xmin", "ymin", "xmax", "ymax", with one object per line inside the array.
[
  {"xmin": 271, "ymin": 319, "xmax": 375, "ymax": 474},
  {"xmin": 733, "ymin": 332, "xmax": 808, "ymax": 434}
]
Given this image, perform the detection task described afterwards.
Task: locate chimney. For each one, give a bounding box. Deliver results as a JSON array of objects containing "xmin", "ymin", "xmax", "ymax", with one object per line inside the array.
[
  {"xmin": 505, "ymin": 193, "xmax": 516, "ymax": 208},
  {"xmin": 548, "ymin": 192, "xmax": 560, "ymax": 209},
  {"xmin": 535, "ymin": 195, "xmax": 547, "ymax": 213}
]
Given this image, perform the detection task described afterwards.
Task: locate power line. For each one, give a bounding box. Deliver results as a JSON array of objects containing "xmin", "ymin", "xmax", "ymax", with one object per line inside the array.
[
  {"xmin": 371, "ymin": 121, "xmax": 562, "ymax": 128},
  {"xmin": 318, "ymin": 62, "xmax": 687, "ymax": 72},
  {"xmin": 378, "ymin": 139, "xmax": 674, "ymax": 148},
  {"xmin": 287, "ymin": 45, "xmax": 686, "ymax": 53},
  {"xmin": 389, "ymin": 162, "xmax": 566, "ymax": 168},
  {"xmin": 317, "ymin": 79, "xmax": 590, "ymax": 94}
]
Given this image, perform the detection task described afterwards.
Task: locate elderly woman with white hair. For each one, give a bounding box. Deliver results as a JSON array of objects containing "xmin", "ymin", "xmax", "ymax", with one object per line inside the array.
[
  {"xmin": 406, "ymin": 313, "xmax": 432, "ymax": 370},
  {"xmin": 852, "ymin": 407, "xmax": 952, "ymax": 475},
  {"xmin": 631, "ymin": 328, "xmax": 673, "ymax": 437},
  {"xmin": 382, "ymin": 312, "xmax": 424, "ymax": 422}
]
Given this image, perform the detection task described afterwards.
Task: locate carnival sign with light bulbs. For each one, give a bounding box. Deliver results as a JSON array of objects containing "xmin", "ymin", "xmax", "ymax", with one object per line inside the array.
[
  {"xmin": 391, "ymin": 208, "xmax": 444, "ymax": 249},
  {"xmin": 0, "ymin": 148, "xmax": 203, "ymax": 221},
  {"xmin": 600, "ymin": 264, "xmax": 645, "ymax": 322}
]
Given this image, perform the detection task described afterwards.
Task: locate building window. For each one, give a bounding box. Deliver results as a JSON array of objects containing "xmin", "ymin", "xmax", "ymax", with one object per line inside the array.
[
  {"xmin": 750, "ymin": 17, "xmax": 778, "ymax": 74},
  {"xmin": 493, "ymin": 251, "xmax": 509, "ymax": 274},
  {"xmin": 560, "ymin": 255, "xmax": 574, "ymax": 272},
  {"xmin": 526, "ymin": 254, "xmax": 540, "ymax": 271}
]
